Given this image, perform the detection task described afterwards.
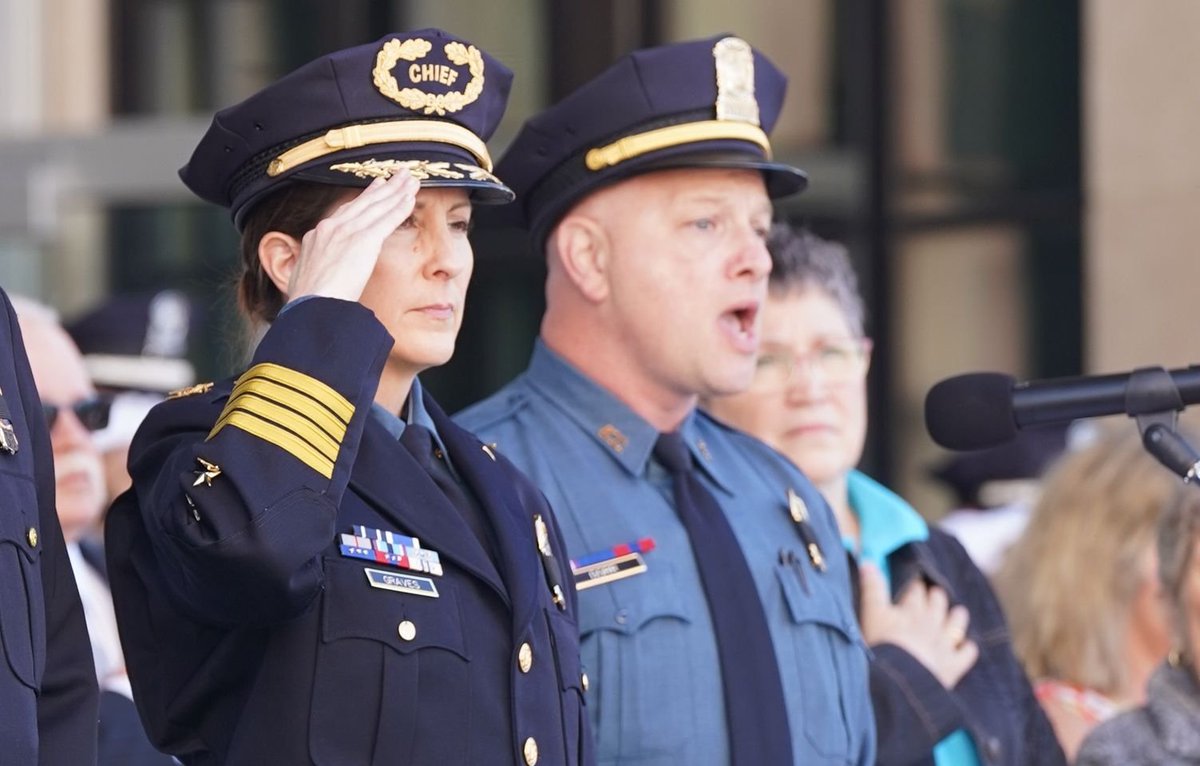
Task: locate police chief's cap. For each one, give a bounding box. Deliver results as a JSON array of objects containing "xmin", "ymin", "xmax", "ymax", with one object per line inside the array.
[
  {"xmin": 181, "ymin": 29, "xmax": 515, "ymax": 228},
  {"xmin": 497, "ymin": 34, "xmax": 809, "ymax": 247}
]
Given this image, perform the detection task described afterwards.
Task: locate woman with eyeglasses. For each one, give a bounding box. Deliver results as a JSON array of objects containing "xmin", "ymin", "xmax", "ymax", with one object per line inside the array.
[{"xmin": 705, "ymin": 224, "xmax": 1064, "ymax": 766}]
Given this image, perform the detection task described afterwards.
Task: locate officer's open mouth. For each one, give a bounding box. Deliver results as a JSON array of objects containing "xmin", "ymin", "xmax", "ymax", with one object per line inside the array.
[
  {"xmin": 729, "ymin": 303, "xmax": 758, "ymax": 334},
  {"xmin": 718, "ymin": 302, "xmax": 760, "ymax": 349}
]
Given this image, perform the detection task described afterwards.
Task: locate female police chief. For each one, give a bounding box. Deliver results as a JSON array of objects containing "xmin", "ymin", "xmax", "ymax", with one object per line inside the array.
[{"xmin": 104, "ymin": 30, "xmax": 590, "ymax": 766}]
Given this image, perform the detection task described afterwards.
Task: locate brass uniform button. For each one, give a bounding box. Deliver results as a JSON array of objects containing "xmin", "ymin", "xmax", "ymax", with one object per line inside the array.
[
  {"xmin": 581, "ymin": 671, "xmax": 590, "ymax": 692},
  {"xmin": 397, "ymin": 620, "xmax": 417, "ymax": 642},
  {"xmin": 518, "ymin": 642, "xmax": 533, "ymax": 673},
  {"xmin": 26, "ymin": 527, "xmax": 37, "ymax": 548},
  {"xmin": 523, "ymin": 736, "xmax": 539, "ymax": 766}
]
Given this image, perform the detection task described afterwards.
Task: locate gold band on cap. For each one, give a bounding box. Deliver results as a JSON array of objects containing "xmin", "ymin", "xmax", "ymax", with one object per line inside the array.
[
  {"xmin": 267, "ymin": 120, "xmax": 493, "ymax": 178},
  {"xmin": 584, "ymin": 120, "xmax": 772, "ymax": 172}
]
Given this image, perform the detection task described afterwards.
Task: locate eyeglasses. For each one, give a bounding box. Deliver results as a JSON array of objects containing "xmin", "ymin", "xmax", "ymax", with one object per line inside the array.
[
  {"xmin": 42, "ymin": 396, "xmax": 113, "ymax": 432},
  {"xmin": 751, "ymin": 338, "xmax": 872, "ymax": 392}
]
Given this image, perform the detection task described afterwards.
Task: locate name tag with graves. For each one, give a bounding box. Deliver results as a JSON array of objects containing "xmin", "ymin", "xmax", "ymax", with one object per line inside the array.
[{"xmin": 364, "ymin": 567, "xmax": 440, "ymax": 598}]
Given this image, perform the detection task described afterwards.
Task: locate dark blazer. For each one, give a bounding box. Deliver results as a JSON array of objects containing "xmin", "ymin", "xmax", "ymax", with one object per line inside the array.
[
  {"xmin": 0, "ymin": 287, "xmax": 98, "ymax": 765},
  {"xmin": 863, "ymin": 528, "xmax": 1065, "ymax": 766},
  {"xmin": 106, "ymin": 298, "xmax": 590, "ymax": 766}
]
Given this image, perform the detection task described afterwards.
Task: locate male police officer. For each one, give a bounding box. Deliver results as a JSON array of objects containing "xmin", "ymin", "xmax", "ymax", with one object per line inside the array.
[
  {"xmin": 458, "ymin": 35, "xmax": 874, "ymax": 765},
  {"xmin": 0, "ymin": 288, "xmax": 98, "ymax": 764}
]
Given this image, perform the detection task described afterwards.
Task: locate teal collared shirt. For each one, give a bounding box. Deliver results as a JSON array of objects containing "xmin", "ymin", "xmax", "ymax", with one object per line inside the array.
[
  {"xmin": 846, "ymin": 471, "xmax": 981, "ymax": 766},
  {"xmin": 458, "ymin": 341, "xmax": 875, "ymax": 766}
]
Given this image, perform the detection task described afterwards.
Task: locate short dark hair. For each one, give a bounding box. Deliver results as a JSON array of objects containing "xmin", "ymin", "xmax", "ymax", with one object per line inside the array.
[{"xmin": 766, "ymin": 224, "xmax": 866, "ymax": 338}]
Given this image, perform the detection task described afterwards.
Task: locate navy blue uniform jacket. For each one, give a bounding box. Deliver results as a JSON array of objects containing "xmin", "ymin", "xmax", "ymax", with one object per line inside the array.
[
  {"xmin": 106, "ymin": 298, "xmax": 591, "ymax": 766},
  {"xmin": 0, "ymin": 287, "xmax": 99, "ymax": 765}
]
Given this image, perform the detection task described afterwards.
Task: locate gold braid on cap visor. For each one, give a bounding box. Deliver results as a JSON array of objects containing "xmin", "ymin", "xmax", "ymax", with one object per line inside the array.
[
  {"xmin": 266, "ymin": 120, "xmax": 493, "ymax": 177},
  {"xmin": 584, "ymin": 120, "xmax": 772, "ymax": 171}
]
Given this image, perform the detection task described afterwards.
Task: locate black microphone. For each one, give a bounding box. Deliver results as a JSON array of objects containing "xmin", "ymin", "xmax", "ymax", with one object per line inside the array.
[
  {"xmin": 925, "ymin": 366, "xmax": 1200, "ymax": 450},
  {"xmin": 1142, "ymin": 423, "xmax": 1200, "ymax": 481}
]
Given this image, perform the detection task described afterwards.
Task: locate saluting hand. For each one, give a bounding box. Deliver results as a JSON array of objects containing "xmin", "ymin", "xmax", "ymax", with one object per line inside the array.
[
  {"xmin": 288, "ymin": 169, "xmax": 420, "ymax": 303},
  {"xmin": 858, "ymin": 562, "xmax": 979, "ymax": 689}
]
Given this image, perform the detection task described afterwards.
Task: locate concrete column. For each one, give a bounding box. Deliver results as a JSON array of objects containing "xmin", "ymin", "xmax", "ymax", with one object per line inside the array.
[{"xmin": 1085, "ymin": 0, "xmax": 1200, "ymax": 372}]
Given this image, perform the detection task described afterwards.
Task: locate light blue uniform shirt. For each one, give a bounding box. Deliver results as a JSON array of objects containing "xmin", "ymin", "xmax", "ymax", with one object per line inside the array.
[
  {"xmin": 458, "ymin": 341, "xmax": 875, "ymax": 766},
  {"xmin": 369, "ymin": 377, "xmax": 446, "ymax": 452},
  {"xmin": 847, "ymin": 471, "xmax": 981, "ymax": 766}
]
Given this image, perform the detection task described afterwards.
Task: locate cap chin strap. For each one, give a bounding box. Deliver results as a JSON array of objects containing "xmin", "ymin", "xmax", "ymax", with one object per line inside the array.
[{"xmin": 267, "ymin": 119, "xmax": 493, "ymax": 177}]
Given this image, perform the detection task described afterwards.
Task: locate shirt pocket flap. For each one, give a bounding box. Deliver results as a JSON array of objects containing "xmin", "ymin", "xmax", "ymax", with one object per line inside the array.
[
  {"xmin": 577, "ymin": 562, "xmax": 694, "ymax": 637},
  {"xmin": 321, "ymin": 556, "xmax": 469, "ymax": 660},
  {"xmin": 775, "ymin": 561, "xmax": 863, "ymax": 646}
]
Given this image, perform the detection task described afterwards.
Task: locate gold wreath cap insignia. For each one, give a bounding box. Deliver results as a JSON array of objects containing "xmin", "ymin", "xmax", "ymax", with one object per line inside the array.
[{"xmin": 373, "ymin": 37, "xmax": 486, "ymax": 116}]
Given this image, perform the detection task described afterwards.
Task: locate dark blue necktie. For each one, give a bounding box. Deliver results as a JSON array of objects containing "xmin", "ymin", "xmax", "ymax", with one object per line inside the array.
[
  {"xmin": 653, "ymin": 431, "xmax": 794, "ymax": 766},
  {"xmin": 400, "ymin": 424, "xmax": 495, "ymax": 554}
]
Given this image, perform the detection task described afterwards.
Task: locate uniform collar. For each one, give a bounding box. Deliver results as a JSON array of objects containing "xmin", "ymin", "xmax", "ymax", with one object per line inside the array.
[
  {"xmin": 847, "ymin": 469, "xmax": 929, "ymax": 571},
  {"xmin": 525, "ymin": 340, "xmax": 735, "ymax": 492},
  {"xmin": 369, "ymin": 377, "xmax": 447, "ymax": 453}
]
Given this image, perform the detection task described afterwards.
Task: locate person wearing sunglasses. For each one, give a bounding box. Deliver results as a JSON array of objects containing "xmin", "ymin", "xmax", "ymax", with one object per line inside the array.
[
  {"xmin": 704, "ymin": 225, "xmax": 1065, "ymax": 766},
  {"xmin": 13, "ymin": 295, "xmax": 171, "ymax": 766}
]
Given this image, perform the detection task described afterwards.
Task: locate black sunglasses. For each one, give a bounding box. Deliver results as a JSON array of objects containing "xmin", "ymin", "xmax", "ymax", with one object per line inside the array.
[{"xmin": 42, "ymin": 396, "xmax": 113, "ymax": 432}]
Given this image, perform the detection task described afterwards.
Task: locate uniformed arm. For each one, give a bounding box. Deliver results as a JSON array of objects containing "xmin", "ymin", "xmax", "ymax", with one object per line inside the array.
[
  {"xmin": 129, "ymin": 173, "xmax": 418, "ymax": 628},
  {"xmin": 0, "ymin": 291, "xmax": 99, "ymax": 766},
  {"xmin": 129, "ymin": 297, "xmax": 392, "ymax": 627}
]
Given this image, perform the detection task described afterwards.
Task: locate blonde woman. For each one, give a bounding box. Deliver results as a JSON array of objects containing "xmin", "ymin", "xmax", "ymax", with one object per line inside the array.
[{"xmin": 996, "ymin": 428, "xmax": 1177, "ymax": 760}]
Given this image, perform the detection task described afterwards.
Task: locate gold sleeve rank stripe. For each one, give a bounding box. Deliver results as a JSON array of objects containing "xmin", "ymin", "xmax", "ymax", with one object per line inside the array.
[
  {"xmin": 228, "ymin": 377, "xmax": 348, "ymax": 442},
  {"xmin": 206, "ymin": 364, "xmax": 356, "ymax": 479},
  {"xmin": 214, "ymin": 395, "xmax": 340, "ymax": 460},
  {"xmin": 214, "ymin": 410, "xmax": 336, "ymax": 478},
  {"xmin": 239, "ymin": 363, "xmax": 354, "ymax": 423}
]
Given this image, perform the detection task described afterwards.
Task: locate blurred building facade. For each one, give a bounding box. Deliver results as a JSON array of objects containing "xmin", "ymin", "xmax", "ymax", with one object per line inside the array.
[{"xmin": 0, "ymin": 0, "xmax": 1190, "ymax": 516}]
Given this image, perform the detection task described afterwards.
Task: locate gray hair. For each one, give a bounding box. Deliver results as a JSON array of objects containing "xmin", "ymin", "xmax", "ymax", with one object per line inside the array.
[
  {"xmin": 1157, "ymin": 485, "xmax": 1200, "ymax": 649},
  {"xmin": 766, "ymin": 224, "xmax": 866, "ymax": 338}
]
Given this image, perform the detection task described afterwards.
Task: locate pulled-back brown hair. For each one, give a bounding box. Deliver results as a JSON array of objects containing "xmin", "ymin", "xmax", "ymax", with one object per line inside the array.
[{"xmin": 236, "ymin": 181, "xmax": 354, "ymax": 326}]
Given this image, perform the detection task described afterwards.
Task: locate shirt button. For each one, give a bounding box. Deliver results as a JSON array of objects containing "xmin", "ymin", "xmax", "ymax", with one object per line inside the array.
[
  {"xmin": 614, "ymin": 609, "xmax": 629, "ymax": 625},
  {"xmin": 984, "ymin": 736, "xmax": 1001, "ymax": 761},
  {"xmin": 523, "ymin": 736, "xmax": 539, "ymax": 765},
  {"xmin": 397, "ymin": 620, "xmax": 417, "ymax": 642},
  {"xmin": 517, "ymin": 642, "xmax": 533, "ymax": 673},
  {"xmin": 581, "ymin": 671, "xmax": 590, "ymax": 692},
  {"xmin": 26, "ymin": 527, "xmax": 37, "ymax": 548}
]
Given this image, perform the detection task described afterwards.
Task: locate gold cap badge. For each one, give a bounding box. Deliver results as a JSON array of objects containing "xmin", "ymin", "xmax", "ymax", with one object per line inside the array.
[{"xmin": 373, "ymin": 38, "xmax": 485, "ymax": 116}]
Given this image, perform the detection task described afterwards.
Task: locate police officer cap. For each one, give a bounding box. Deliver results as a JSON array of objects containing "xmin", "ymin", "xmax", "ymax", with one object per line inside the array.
[
  {"xmin": 66, "ymin": 290, "xmax": 198, "ymax": 393},
  {"xmin": 181, "ymin": 29, "xmax": 515, "ymax": 228},
  {"xmin": 496, "ymin": 34, "xmax": 809, "ymax": 247}
]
